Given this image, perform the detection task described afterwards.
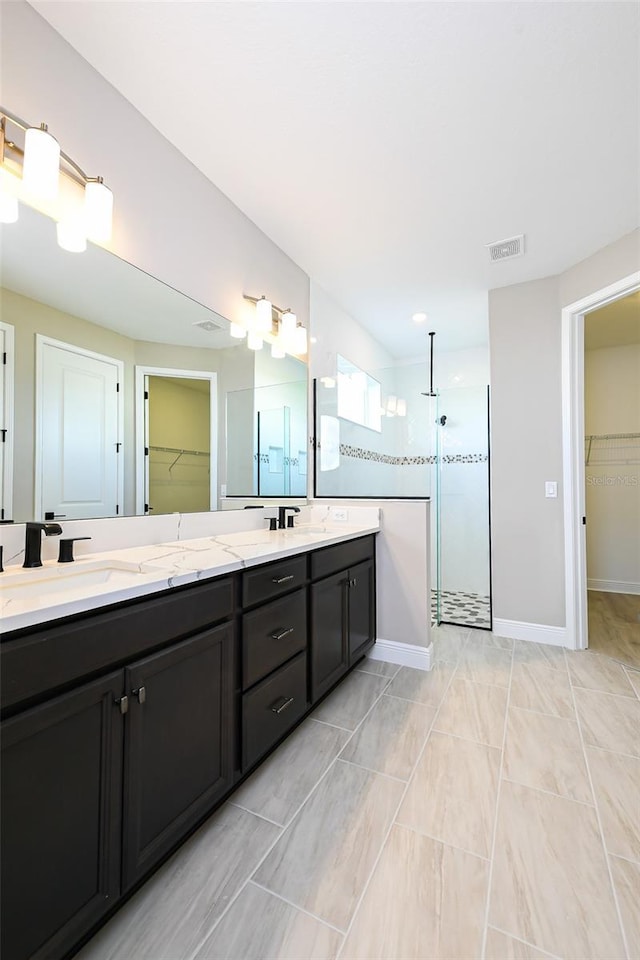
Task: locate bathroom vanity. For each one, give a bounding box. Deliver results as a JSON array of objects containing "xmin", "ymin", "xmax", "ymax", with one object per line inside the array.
[{"xmin": 0, "ymin": 522, "xmax": 377, "ymax": 960}]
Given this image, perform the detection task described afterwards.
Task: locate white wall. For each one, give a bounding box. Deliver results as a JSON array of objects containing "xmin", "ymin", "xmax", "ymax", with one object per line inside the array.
[
  {"xmin": 1, "ymin": 1, "xmax": 309, "ymax": 339},
  {"xmin": 489, "ymin": 229, "xmax": 640, "ymax": 635},
  {"xmin": 584, "ymin": 343, "xmax": 640, "ymax": 593}
]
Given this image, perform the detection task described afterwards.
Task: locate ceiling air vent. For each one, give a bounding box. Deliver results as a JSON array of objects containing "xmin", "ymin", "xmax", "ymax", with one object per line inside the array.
[
  {"xmin": 193, "ymin": 318, "xmax": 223, "ymax": 333},
  {"xmin": 486, "ymin": 234, "xmax": 525, "ymax": 262}
]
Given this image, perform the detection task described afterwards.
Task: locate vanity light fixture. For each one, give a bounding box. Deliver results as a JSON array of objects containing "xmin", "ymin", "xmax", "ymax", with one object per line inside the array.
[
  {"xmin": 0, "ymin": 107, "xmax": 114, "ymax": 250},
  {"xmin": 247, "ymin": 330, "xmax": 263, "ymax": 351},
  {"xmin": 242, "ymin": 295, "xmax": 308, "ymax": 359},
  {"xmin": 229, "ymin": 321, "xmax": 247, "ymax": 340}
]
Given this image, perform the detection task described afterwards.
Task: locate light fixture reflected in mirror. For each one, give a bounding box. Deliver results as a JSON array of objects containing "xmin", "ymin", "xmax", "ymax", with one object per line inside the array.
[
  {"xmin": 230, "ymin": 321, "xmax": 246, "ymax": 339},
  {"xmin": 247, "ymin": 330, "xmax": 263, "ymax": 351},
  {"xmin": 1, "ymin": 108, "xmax": 114, "ymax": 250}
]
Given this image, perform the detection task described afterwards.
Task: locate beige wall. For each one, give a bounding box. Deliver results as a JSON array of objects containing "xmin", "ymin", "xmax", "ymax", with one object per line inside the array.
[
  {"xmin": 489, "ymin": 228, "xmax": 640, "ymax": 630},
  {"xmin": 2, "ymin": 287, "xmax": 257, "ymax": 519},
  {"xmin": 584, "ymin": 343, "xmax": 640, "ymax": 591}
]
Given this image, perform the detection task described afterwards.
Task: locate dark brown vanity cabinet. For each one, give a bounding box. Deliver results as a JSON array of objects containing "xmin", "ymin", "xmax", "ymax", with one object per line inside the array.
[
  {"xmin": 310, "ymin": 536, "xmax": 376, "ymax": 701},
  {"xmin": 1, "ymin": 671, "xmax": 124, "ymax": 960},
  {"xmin": 0, "ymin": 535, "xmax": 377, "ymax": 960},
  {"xmin": 122, "ymin": 622, "xmax": 234, "ymax": 890}
]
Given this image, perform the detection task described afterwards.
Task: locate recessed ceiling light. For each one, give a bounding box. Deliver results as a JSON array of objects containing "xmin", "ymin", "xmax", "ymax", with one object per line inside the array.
[{"xmin": 412, "ymin": 312, "xmax": 427, "ymax": 324}]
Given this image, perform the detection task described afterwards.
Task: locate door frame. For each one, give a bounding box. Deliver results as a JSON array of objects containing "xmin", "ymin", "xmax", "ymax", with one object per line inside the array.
[
  {"xmin": 34, "ymin": 335, "xmax": 124, "ymax": 521},
  {"xmin": 134, "ymin": 366, "xmax": 218, "ymax": 515},
  {"xmin": 0, "ymin": 321, "xmax": 15, "ymax": 521},
  {"xmin": 561, "ymin": 270, "xmax": 640, "ymax": 650}
]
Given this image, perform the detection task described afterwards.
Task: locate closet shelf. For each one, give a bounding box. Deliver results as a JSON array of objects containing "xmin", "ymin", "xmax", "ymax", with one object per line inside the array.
[{"xmin": 584, "ymin": 433, "xmax": 640, "ymax": 466}]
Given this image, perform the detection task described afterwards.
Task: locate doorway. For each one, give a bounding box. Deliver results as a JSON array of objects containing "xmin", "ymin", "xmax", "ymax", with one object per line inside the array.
[
  {"xmin": 35, "ymin": 335, "xmax": 123, "ymax": 520},
  {"xmin": 0, "ymin": 321, "xmax": 14, "ymax": 521},
  {"xmin": 583, "ymin": 292, "xmax": 640, "ymax": 666},
  {"xmin": 135, "ymin": 366, "xmax": 218, "ymax": 515},
  {"xmin": 562, "ymin": 270, "xmax": 640, "ymax": 651}
]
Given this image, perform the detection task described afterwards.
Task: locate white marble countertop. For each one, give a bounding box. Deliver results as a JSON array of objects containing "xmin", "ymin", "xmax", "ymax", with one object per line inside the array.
[{"xmin": 0, "ymin": 516, "xmax": 379, "ymax": 634}]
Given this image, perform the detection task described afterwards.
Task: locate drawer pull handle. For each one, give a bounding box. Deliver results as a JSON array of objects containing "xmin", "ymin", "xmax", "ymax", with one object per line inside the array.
[
  {"xmin": 271, "ymin": 696, "xmax": 295, "ymax": 715},
  {"xmin": 133, "ymin": 686, "xmax": 146, "ymax": 704},
  {"xmin": 115, "ymin": 695, "xmax": 129, "ymax": 715},
  {"xmin": 271, "ymin": 627, "xmax": 294, "ymax": 641},
  {"xmin": 272, "ymin": 574, "xmax": 294, "ymax": 585}
]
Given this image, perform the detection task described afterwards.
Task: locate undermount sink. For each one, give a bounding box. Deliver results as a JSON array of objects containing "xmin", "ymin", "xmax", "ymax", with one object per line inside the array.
[{"xmin": 0, "ymin": 559, "xmax": 163, "ymax": 602}]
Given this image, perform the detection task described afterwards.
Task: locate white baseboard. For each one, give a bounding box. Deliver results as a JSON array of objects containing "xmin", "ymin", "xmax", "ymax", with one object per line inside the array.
[
  {"xmin": 588, "ymin": 579, "xmax": 640, "ymax": 596},
  {"xmin": 492, "ymin": 618, "xmax": 567, "ymax": 648},
  {"xmin": 368, "ymin": 638, "xmax": 433, "ymax": 671}
]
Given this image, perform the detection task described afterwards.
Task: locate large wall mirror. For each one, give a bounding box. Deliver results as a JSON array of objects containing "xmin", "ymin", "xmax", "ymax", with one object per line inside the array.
[{"xmin": 0, "ymin": 204, "xmax": 308, "ymax": 522}]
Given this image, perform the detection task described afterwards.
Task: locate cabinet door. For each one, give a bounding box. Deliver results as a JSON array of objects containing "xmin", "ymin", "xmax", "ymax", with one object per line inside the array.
[
  {"xmin": 122, "ymin": 622, "xmax": 234, "ymax": 889},
  {"xmin": 310, "ymin": 570, "xmax": 349, "ymax": 702},
  {"xmin": 348, "ymin": 558, "xmax": 376, "ymax": 663},
  {"xmin": 1, "ymin": 671, "xmax": 124, "ymax": 960}
]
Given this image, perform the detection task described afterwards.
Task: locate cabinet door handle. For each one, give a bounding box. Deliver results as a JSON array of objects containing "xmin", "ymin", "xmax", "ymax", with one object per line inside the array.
[
  {"xmin": 350, "ymin": 577, "xmax": 357, "ymax": 587},
  {"xmin": 115, "ymin": 695, "xmax": 129, "ymax": 715},
  {"xmin": 271, "ymin": 627, "xmax": 294, "ymax": 641},
  {"xmin": 133, "ymin": 686, "xmax": 146, "ymax": 704},
  {"xmin": 271, "ymin": 574, "xmax": 294, "ymax": 585},
  {"xmin": 270, "ymin": 696, "xmax": 295, "ymax": 715}
]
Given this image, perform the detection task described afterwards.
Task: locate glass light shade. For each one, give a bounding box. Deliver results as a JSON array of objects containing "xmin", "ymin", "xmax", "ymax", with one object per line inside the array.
[
  {"xmin": 0, "ymin": 192, "xmax": 18, "ymax": 224},
  {"xmin": 271, "ymin": 339, "xmax": 286, "ymax": 359},
  {"xmin": 230, "ymin": 321, "xmax": 246, "ymax": 339},
  {"xmin": 255, "ymin": 297, "xmax": 272, "ymax": 333},
  {"xmin": 56, "ymin": 217, "xmax": 87, "ymax": 253},
  {"xmin": 386, "ymin": 395, "xmax": 397, "ymax": 414},
  {"xmin": 247, "ymin": 331, "xmax": 263, "ymax": 351},
  {"xmin": 280, "ymin": 309, "xmax": 297, "ymax": 346},
  {"xmin": 320, "ymin": 376, "xmax": 336, "ymax": 389},
  {"xmin": 396, "ymin": 399, "xmax": 407, "ymax": 417},
  {"xmin": 23, "ymin": 126, "xmax": 60, "ymax": 200},
  {"xmin": 292, "ymin": 323, "xmax": 307, "ymax": 355},
  {"xmin": 85, "ymin": 179, "xmax": 113, "ymax": 242},
  {"xmin": 412, "ymin": 312, "xmax": 428, "ymax": 324}
]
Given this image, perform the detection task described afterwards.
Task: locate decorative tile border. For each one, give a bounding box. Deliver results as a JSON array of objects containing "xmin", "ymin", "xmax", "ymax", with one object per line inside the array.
[
  {"xmin": 337, "ymin": 444, "xmax": 488, "ymax": 467},
  {"xmin": 254, "ymin": 454, "xmax": 299, "ymax": 467}
]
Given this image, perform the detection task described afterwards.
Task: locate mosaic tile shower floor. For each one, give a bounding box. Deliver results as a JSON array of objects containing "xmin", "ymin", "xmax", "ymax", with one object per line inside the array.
[{"xmin": 431, "ymin": 589, "xmax": 491, "ymax": 629}]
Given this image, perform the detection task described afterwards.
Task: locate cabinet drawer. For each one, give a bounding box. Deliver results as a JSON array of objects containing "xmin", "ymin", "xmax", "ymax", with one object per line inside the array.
[
  {"xmin": 242, "ymin": 652, "xmax": 307, "ymax": 769},
  {"xmin": 243, "ymin": 590, "xmax": 307, "ymax": 690},
  {"xmin": 242, "ymin": 555, "xmax": 307, "ymax": 608},
  {"xmin": 310, "ymin": 535, "xmax": 375, "ymax": 581}
]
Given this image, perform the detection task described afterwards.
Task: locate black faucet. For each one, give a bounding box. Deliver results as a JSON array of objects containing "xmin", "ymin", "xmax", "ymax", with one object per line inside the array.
[
  {"xmin": 277, "ymin": 505, "xmax": 301, "ymax": 529},
  {"xmin": 23, "ymin": 522, "xmax": 63, "ymax": 568}
]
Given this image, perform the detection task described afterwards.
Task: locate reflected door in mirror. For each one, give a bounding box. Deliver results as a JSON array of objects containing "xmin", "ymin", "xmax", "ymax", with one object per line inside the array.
[{"xmin": 36, "ymin": 337, "xmax": 123, "ymax": 520}]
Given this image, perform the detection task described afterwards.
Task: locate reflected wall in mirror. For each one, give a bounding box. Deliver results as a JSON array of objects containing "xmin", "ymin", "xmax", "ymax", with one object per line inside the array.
[{"xmin": 0, "ymin": 203, "xmax": 308, "ymax": 521}]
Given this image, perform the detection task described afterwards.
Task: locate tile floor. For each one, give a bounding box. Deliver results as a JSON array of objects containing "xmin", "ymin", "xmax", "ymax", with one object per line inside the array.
[
  {"xmin": 77, "ymin": 623, "xmax": 640, "ymax": 960},
  {"xmin": 431, "ymin": 589, "xmax": 492, "ymax": 629}
]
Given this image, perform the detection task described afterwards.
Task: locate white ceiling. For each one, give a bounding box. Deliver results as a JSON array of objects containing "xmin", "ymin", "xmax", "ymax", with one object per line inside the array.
[{"xmin": 30, "ymin": 1, "xmax": 640, "ymax": 358}]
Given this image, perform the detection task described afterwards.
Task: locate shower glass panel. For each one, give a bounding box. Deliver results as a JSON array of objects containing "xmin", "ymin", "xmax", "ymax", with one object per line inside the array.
[
  {"xmin": 226, "ymin": 379, "xmax": 307, "ymax": 497},
  {"xmin": 431, "ymin": 385, "xmax": 491, "ymax": 629},
  {"xmin": 314, "ymin": 361, "xmax": 433, "ymax": 499}
]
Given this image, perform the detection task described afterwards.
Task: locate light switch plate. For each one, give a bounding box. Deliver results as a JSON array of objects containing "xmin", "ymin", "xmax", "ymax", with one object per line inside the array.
[{"xmin": 545, "ymin": 481, "xmax": 558, "ymax": 498}]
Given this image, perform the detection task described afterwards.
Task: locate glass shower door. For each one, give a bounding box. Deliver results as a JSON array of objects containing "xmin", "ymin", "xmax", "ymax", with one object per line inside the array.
[{"xmin": 432, "ymin": 386, "xmax": 492, "ymax": 629}]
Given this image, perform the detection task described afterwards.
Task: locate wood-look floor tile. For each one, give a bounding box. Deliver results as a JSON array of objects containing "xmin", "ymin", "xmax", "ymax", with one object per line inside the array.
[
  {"xmin": 513, "ymin": 640, "xmax": 567, "ymax": 671},
  {"xmin": 311, "ymin": 671, "xmax": 389, "ymax": 731},
  {"xmin": 434, "ymin": 678, "xmax": 507, "ymax": 747},
  {"xmin": 489, "ymin": 780, "xmax": 625, "ymax": 959},
  {"xmin": 75, "ymin": 805, "xmax": 280, "ymax": 960},
  {"xmin": 194, "ymin": 882, "xmax": 342, "ymax": 960},
  {"xmin": 431, "ymin": 624, "xmax": 469, "ymax": 663},
  {"xmin": 468, "ymin": 628, "xmax": 514, "ymax": 650},
  {"xmin": 341, "ymin": 825, "xmax": 488, "ymax": 959},
  {"xmin": 339, "ymin": 694, "xmax": 435, "ymax": 781},
  {"xmin": 610, "ymin": 856, "xmax": 640, "ymax": 960},
  {"xmin": 232, "ymin": 719, "xmax": 350, "ymax": 826},
  {"xmin": 385, "ymin": 661, "xmax": 455, "ymax": 708},
  {"xmin": 503, "ymin": 708, "xmax": 592, "ymax": 803},
  {"xmin": 567, "ymin": 650, "xmax": 637, "ymax": 698},
  {"xmin": 355, "ymin": 658, "xmax": 400, "ymax": 679},
  {"xmin": 484, "ymin": 927, "xmax": 560, "ymax": 959},
  {"xmin": 396, "ymin": 730, "xmax": 500, "ymax": 857},
  {"xmin": 510, "ymin": 661, "xmax": 575, "ymax": 719},
  {"xmin": 574, "ymin": 687, "xmax": 640, "ymax": 757},
  {"xmin": 455, "ymin": 643, "xmax": 512, "ymax": 687},
  {"xmin": 623, "ymin": 666, "xmax": 640, "ymax": 698},
  {"xmin": 254, "ymin": 759, "xmax": 403, "ymax": 930},
  {"xmin": 586, "ymin": 746, "xmax": 640, "ymax": 861}
]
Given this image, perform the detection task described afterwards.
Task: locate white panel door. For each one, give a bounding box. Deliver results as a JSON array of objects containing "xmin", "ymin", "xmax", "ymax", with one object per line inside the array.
[
  {"xmin": 0, "ymin": 322, "xmax": 14, "ymax": 521},
  {"xmin": 37, "ymin": 337, "xmax": 122, "ymax": 520}
]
